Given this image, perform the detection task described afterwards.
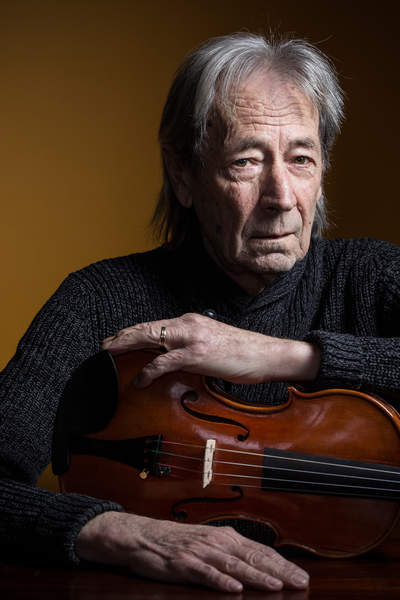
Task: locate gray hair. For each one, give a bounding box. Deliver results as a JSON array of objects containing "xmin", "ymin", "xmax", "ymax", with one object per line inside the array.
[{"xmin": 153, "ymin": 32, "xmax": 344, "ymax": 247}]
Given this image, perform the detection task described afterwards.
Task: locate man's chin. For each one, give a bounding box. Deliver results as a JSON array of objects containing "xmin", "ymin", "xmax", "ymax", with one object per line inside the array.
[
  {"xmin": 219, "ymin": 251, "xmax": 300, "ymax": 293},
  {"xmin": 250, "ymin": 251, "xmax": 299, "ymax": 276}
]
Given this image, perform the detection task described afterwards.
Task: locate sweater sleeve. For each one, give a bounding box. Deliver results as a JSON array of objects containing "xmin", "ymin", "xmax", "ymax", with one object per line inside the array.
[
  {"xmin": 305, "ymin": 254, "xmax": 400, "ymax": 396},
  {"xmin": 0, "ymin": 275, "xmax": 123, "ymax": 565}
]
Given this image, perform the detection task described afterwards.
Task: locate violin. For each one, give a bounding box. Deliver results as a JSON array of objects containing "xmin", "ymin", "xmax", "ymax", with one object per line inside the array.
[{"xmin": 52, "ymin": 349, "xmax": 400, "ymax": 558}]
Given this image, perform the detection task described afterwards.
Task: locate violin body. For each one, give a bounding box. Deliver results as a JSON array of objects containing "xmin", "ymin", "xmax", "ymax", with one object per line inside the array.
[{"xmin": 57, "ymin": 350, "xmax": 400, "ymax": 558}]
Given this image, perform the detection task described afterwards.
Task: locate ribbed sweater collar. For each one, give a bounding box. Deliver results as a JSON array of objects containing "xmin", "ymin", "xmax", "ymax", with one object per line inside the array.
[{"xmin": 166, "ymin": 236, "xmax": 314, "ymax": 314}]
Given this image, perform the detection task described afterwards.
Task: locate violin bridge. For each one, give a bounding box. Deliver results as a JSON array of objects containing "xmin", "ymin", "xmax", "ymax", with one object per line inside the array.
[{"xmin": 203, "ymin": 439, "xmax": 216, "ymax": 488}]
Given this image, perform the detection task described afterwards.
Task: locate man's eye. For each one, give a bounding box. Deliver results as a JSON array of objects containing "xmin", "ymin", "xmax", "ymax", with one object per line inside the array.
[
  {"xmin": 294, "ymin": 156, "xmax": 310, "ymax": 165},
  {"xmin": 232, "ymin": 158, "xmax": 250, "ymax": 167}
]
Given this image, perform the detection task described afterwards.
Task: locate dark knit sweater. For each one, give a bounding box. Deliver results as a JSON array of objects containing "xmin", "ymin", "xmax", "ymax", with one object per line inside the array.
[{"xmin": 1, "ymin": 236, "xmax": 400, "ymax": 564}]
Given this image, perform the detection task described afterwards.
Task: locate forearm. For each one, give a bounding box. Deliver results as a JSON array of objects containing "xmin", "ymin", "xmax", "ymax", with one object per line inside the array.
[{"xmin": 257, "ymin": 338, "xmax": 321, "ymax": 382}]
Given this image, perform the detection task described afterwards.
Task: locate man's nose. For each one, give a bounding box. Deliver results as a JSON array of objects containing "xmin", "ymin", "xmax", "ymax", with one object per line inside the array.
[{"xmin": 259, "ymin": 161, "xmax": 296, "ymax": 211}]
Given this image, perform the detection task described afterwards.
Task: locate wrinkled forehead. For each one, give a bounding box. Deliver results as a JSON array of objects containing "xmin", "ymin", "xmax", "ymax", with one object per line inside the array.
[{"xmin": 207, "ymin": 70, "xmax": 319, "ymax": 145}]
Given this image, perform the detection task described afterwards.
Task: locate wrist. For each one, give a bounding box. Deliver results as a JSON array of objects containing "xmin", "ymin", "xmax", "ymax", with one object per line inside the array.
[
  {"xmin": 265, "ymin": 339, "xmax": 320, "ymax": 382},
  {"xmin": 76, "ymin": 511, "xmax": 144, "ymax": 567},
  {"xmin": 285, "ymin": 340, "xmax": 321, "ymax": 381}
]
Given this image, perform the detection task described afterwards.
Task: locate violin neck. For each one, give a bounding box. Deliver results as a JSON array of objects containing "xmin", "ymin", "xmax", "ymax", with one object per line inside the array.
[{"xmin": 261, "ymin": 447, "xmax": 400, "ymax": 501}]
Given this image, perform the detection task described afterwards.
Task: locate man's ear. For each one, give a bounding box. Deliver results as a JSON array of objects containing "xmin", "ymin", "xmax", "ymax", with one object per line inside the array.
[{"xmin": 164, "ymin": 150, "xmax": 192, "ymax": 208}]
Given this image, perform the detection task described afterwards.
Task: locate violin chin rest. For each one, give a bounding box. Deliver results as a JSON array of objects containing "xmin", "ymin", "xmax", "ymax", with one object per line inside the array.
[{"xmin": 51, "ymin": 350, "xmax": 119, "ymax": 475}]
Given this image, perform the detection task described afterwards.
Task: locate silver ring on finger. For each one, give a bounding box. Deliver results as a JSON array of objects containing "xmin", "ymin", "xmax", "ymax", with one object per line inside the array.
[{"xmin": 159, "ymin": 326, "xmax": 167, "ymax": 351}]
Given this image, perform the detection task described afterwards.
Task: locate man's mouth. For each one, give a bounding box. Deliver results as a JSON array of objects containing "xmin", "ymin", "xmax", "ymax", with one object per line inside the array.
[{"xmin": 251, "ymin": 232, "xmax": 292, "ymax": 239}]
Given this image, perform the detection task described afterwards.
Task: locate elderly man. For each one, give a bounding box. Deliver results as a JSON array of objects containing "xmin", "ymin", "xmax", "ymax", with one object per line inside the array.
[{"xmin": 1, "ymin": 33, "xmax": 400, "ymax": 593}]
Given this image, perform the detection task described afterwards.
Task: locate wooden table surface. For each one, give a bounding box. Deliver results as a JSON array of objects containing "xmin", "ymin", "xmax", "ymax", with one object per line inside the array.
[{"xmin": 2, "ymin": 531, "xmax": 400, "ymax": 600}]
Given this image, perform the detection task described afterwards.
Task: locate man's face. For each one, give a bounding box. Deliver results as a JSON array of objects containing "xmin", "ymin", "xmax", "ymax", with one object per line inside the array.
[{"xmin": 183, "ymin": 70, "xmax": 323, "ymax": 294}]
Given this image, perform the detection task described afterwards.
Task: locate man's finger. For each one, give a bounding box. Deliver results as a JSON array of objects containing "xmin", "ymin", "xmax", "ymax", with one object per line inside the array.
[
  {"xmin": 134, "ymin": 349, "xmax": 187, "ymax": 387},
  {"xmin": 129, "ymin": 546, "xmax": 243, "ymax": 592},
  {"xmin": 102, "ymin": 321, "xmax": 168, "ymax": 352},
  {"xmin": 238, "ymin": 540, "xmax": 309, "ymax": 589},
  {"xmin": 169, "ymin": 553, "xmax": 244, "ymax": 593},
  {"xmin": 197, "ymin": 549, "xmax": 284, "ymax": 591}
]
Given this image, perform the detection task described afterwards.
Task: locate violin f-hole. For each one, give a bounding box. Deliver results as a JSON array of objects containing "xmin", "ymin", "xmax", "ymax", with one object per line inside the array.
[
  {"xmin": 180, "ymin": 391, "xmax": 249, "ymax": 441},
  {"xmin": 171, "ymin": 486, "xmax": 244, "ymax": 520}
]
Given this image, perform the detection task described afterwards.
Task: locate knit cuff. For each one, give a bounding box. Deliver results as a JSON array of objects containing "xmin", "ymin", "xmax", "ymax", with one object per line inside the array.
[
  {"xmin": 304, "ymin": 330, "xmax": 365, "ymax": 389},
  {"xmin": 35, "ymin": 491, "xmax": 124, "ymax": 565}
]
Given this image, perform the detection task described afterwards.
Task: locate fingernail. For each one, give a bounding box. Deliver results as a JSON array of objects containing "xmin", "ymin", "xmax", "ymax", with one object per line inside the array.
[
  {"xmin": 267, "ymin": 577, "xmax": 283, "ymax": 590},
  {"xmin": 133, "ymin": 375, "xmax": 145, "ymax": 388},
  {"xmin": 227, "ymin": 580, "xmax": 242, "ymax": 592},
  {"xmin": 292, "ymin": 573, "xmax": 309, "ymax": 587}
]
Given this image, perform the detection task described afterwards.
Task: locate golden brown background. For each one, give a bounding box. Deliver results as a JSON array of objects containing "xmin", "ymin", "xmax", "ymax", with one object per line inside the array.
[{"xmin": 1, "ymin": 0, "xmax": 398, "ymax": 488}]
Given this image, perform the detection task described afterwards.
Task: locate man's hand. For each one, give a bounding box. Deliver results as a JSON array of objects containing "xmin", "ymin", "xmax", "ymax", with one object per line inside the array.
[
  {"xmin": 102, "ymin": 313, "xmax": 320, "ymax": 387},
  {"xmin": 76, "ymin": 512, "xmax": 309, "ymax": 593}
]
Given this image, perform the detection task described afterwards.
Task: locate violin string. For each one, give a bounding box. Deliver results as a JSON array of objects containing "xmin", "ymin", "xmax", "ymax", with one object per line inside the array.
[
  {"xmin": 162, "ymin": 441, "xmax": 204, "ymax": 449},
  {"xmin": 212, "ymin": 472, "xmax": 400, "ymax": 493},
  {"xmin": 156, "ymin": 462, "xmax": 400, "ymax": 494},
  {"xmin": 212, "ymin": 459, "xmax": 400, "ymax": 485},
  {"xmin": 159, "ymin": 451, "xmax": 202, "ymax": 462},
  {"xmin": 152, "ymin": 449, "xmax": 400, "ymax": 486},
  {"xmin": 220, "ymin": 448, "xmax": 400, "ymax": 476},
  {"xmin": 153, "ymin": 449, "xmax": 400, "ymax": 482},
  {"xmin": 157, "ymin": 450, "xmax": 400, "ymax": 484},
  {"xmin": 158, "ymin": 463, "xmax": 201, "ymax": 474},
  {"xmin": 158, "ymin": 463, "xmax": 263, "ymax": 487},
  {"xmin": 157, "ymin": 442, "xmax": 400, "ymax": 477}
]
